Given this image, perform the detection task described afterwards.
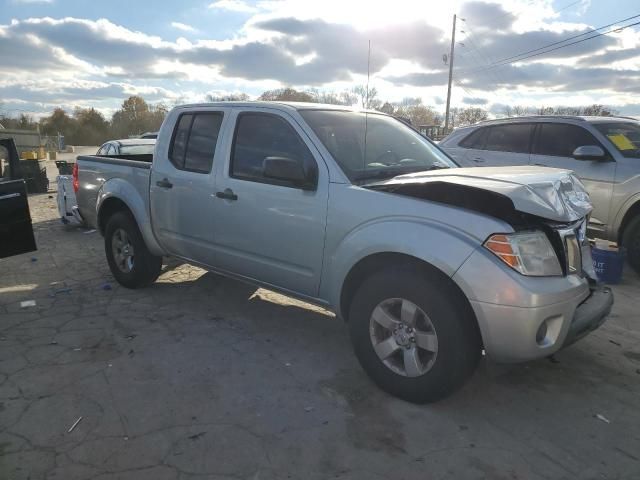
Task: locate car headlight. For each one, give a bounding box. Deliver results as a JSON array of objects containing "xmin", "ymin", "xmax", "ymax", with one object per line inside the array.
[{"xmin": 484, "ymin": 231, "xmax": 563, "ymax": 276}]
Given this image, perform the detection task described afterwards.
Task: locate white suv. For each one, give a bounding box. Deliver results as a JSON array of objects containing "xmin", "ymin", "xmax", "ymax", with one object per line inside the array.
[{"xmin": 440, "ymin": 116, "xmax": 640, "ymax": 272}]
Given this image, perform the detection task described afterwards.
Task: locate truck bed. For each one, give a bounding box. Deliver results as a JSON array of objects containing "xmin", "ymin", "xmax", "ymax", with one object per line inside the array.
[{"xmin": 75, "ymin": 154, "xmax": 153, "ymax": 229}]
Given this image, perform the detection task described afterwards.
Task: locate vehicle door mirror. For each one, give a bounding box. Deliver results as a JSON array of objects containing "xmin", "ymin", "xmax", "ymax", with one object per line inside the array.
[
  {"xmin": 263, "ymin": 156, "xmax": 317, "ymax": 190},
  {"xmin": 572, "ymin": 145, "xmax": 606, "ymax": 161}
]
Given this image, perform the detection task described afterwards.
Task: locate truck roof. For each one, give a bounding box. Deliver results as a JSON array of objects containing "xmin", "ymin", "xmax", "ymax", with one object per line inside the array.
[{"xmin": 174, "ymin": 101, "xmax": 380, "ymax": 114}]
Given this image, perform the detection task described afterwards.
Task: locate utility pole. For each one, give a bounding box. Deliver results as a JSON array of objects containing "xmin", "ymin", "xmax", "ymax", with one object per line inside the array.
[{"xmin": 444, "ymin": 13, "xmax": 456, "ymax": 133}]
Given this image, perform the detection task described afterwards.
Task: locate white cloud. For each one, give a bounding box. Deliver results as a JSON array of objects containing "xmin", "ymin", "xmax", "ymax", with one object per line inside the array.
[
  {"xmin": 171, "ymin": 22, "xmax": 196, "ymax": 33},
  {"xmin": 209, "ymin": 0, "xmax": 258, "ymax": 13}
]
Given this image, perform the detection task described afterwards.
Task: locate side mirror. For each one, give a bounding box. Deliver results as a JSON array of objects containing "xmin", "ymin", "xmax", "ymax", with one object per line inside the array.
[
  {"xmin": 263, "ymin": 156, "xmax": 316, "ymax": 190},
  {"xmin": 572, "ymin": 145, "xmax": 606, "ymax": 161}
]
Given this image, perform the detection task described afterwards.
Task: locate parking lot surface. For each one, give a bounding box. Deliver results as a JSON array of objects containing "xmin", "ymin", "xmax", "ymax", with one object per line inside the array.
[{"xmin": 1, "ymin": 192, "xmax": 640, "ymax": 480}]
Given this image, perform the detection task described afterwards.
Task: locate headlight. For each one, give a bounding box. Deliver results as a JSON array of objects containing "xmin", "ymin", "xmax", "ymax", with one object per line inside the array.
[{"xmin": 484, "ymin": 231, "xmax": 562, "ymax": 276}]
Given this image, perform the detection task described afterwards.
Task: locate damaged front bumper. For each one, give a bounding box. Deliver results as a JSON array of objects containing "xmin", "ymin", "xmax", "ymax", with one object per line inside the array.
[
  {"xmin": 453, "ymin": 245, "xmax": 613, "ymax": 363},
  {"xmin": 562, "ymin": 284, "xmax": 613, "ymax": 347}
]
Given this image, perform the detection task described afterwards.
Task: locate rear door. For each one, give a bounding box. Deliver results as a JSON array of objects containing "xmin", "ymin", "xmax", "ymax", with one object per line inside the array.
[
  {"xmin": 0, "ymin": 179, "xmax": 37, "ymax": 259},
  {"xmin": 457, "ymin": 123, "xmax": 533, "ymax": 167},
  {"xmin": 530, "ymin": 122, "xmax": 616, "ymax": 235},
  {"xmin": 150, "ymin": 108, "xmax": 229, "ymax": 265}
]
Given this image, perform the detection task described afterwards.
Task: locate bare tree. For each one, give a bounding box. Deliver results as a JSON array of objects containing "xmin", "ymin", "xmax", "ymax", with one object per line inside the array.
[
  {"xmin": 352, "ymin": 85, "xmax": 381, "ymax": 110},
  {"xmin": 258, "ymin": 88, "xmax": 315, "ymax": 102},
  {"xmin": 454, "ymin": 107, "xmax": 488, "ymax": 127},
  {"xmin": 206, "ymin": 93, "xmax": 250, "ymax": 102}
]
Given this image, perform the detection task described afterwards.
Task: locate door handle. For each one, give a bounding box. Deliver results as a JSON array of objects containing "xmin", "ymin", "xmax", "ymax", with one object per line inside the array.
[
  {"xmin": 156, "ymin": 178, "xmax": 173, "ymax": 189},
  {"xmin": 215, "ymin": 188, "xmax": 238, "ymax": 201},
  {"xmin": 471, "ymin": 157, "xmax": 485, "ymax": 163},
  {"xmin": 533, "ymin": 163, "xmax": 547, "ymax": 167}
]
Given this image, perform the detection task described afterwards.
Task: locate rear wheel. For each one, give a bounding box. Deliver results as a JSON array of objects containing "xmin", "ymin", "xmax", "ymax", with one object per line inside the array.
[
  {"xmin": 622, "ymin": 216, "xmax": 640, "ymax": 273},
  {"xmin": 105, "ymin": 211, "xmax": 162, "ymax": 288},
  {"xmin": 348, "ymin": 266, "xmax": 481, "ymax": 403}
]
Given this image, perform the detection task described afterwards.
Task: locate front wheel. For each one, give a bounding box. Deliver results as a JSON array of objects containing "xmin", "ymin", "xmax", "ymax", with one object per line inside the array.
[
  {"xmin": 622, "ymin": 216, "xmax": 640, "ymax": 274},
  {"xmin": 104, "ymin": 211, "xmax": 162, "ymax": 288},
  {"xmin": 348, "ymin": 267, "xmax": 481, "ymax": 403}
]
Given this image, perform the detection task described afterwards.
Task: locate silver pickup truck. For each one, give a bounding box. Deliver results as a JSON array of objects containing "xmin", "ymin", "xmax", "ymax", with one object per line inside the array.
[{"xmin": 75, "ymin": 102, "xmax": 613, "ymax": 403}]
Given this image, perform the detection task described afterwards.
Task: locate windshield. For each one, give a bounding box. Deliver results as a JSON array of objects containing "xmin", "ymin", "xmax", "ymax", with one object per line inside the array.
[
  {"xmin": 120, "ymin": 144, "xmax": 155, "ymax": 155},
  {"xmin": 593, "ymin": 122, "xmax": 640, "ymax": 158},
  {"xmin": 299, "ymin": 110, "xmax": 456, "ymax": 182}
]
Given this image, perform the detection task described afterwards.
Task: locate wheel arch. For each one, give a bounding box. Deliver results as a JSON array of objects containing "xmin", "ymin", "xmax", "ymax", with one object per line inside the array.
[
  {"xmin": 339, "ymin": 252, "xmax": 481, "ymax": 341},
  {"xmin": 618, "ymin": 199, "xmax": 640, "ymax": 245}
]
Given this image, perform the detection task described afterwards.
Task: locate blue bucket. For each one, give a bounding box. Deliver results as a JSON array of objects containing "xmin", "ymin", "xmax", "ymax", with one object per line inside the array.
[{"xmin": 591, "ymin": 247, "xmax": 625, "ymax": 284}]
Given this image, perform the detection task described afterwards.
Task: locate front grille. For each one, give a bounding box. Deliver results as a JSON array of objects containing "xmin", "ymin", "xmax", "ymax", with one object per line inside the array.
[{"xmin": 546, "ymin": 219, "xmax": 587, "ymax": 277}]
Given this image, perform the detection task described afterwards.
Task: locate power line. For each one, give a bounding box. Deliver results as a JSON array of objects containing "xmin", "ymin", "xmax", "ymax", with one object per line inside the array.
[
  {"xmin": 489, "ymin": 13, "xmax": 640, "ymax": 66},
  {"xmin": 487, "ymin": 19, "xmax": 640, "ymax": 69}
]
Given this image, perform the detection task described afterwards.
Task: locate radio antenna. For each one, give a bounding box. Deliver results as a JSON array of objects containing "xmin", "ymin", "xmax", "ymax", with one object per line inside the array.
[{"xmin": 363, "ymin": 39, "xmax": 371, "ymax": 173}]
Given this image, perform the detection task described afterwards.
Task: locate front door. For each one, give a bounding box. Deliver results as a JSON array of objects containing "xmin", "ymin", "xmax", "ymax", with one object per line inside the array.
[
  {"xmin": 150, "ymin": 109, "xmax": 228, "ymax": 265},
  {"xmin": 0, "ymin": 179, "xmax": 37, "ymax": 259},
  {"xmin": 530, "ymin": 123, "xmax": 616, "ymax": 235},
  {"xmin": 211, "ymin": 109, "xmax": 329, "ymax": 297}
]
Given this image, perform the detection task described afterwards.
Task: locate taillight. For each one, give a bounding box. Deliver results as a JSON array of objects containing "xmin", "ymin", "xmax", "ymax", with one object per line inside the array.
[{"xmin": 72, "ymin": 162, "xmax": 79, "ymax": 193}]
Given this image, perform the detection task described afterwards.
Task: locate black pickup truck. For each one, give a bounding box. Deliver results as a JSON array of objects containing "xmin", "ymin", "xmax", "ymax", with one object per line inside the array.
[{"xmin": 0, "ymin": 138, "xmax": 37, "ymax": 259}]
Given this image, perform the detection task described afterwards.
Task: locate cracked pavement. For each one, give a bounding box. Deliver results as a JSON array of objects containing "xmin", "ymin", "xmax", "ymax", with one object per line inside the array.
[{"xmin": 1, "ymin": 191, "xmax": 640, "ymax": 480}]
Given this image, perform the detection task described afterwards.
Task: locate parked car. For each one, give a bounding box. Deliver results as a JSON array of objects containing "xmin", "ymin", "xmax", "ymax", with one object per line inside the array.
[
  {"xmin": 140, "ymin": 132, "xmax": 158, "ymax": 139},
  {"xmin": 74, "ymin": 102, "xmax": 613, "ymax": 403},
  {"xmin": 97, "ymin": 138, "xmax": 156, "ymax": 156},
  {"xmin": 440, "ymin": 116, "xmax": 640, "ymax": 272},
  {"xmin": 0, "ymin": 137, "xmax": 37, "ymax": 259}
]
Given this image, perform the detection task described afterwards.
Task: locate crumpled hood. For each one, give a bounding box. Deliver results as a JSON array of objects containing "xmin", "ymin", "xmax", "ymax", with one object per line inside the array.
[{"xmin": 370, "ymin": 166, "xmax": 592, "ymax": 222}]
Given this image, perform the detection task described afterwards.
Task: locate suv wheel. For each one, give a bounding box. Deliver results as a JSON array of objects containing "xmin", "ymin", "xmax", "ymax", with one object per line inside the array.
[
  {"xmin": 622, "ymin": 216, "xmax": 640, "ymax": 273},
  {"xmin": 348, "ymin": 266, "xmax": 481, "ymax": 403}
]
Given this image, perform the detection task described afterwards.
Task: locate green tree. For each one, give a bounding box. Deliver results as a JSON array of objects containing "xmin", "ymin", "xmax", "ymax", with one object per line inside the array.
[
  {"xmin": 40, "ymin": 108, "xmax": 77, "ymax": 137},
  {"xmin": 72, "ymin": 108, "xmax": 110, "ymax": 145},
  {"xmin": 110, "ymin": 96, "xmax": 168, "ymax": 138}
]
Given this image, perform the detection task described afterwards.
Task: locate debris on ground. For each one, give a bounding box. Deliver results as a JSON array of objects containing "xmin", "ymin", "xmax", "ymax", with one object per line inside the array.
[
  {"xmin": 188, "ymin": 432, "xmax": 206, "ymax": 441},
  {"xmin": 68, "ymin": 416, "xmax": 83, "ymax": 433},
  {"xmin": 609, "ymin": 340, "xmax": 622, "ymax": 347},
  {"xmin": 73, "ymin": 348, "xmax": 82, "ymax": 351},
  {"xmin": 595, "ymin": 414, "xmax": 611, "ymax": 424},
  {"xmin": 31, "ymin": 257, "xmax": 37, "ymax": 262},
  {"xmin": 125, "ymin": 335, "xmax": 136, "ymax": 340},
  {"xmin": 20, "ymin": 300, "xmax": 36, "ymax": 308},
  {"xmin": 304, "ymin": 406, "xmax": 314, "ymax": 413},
  {"xmin": 83, "ymin": 229, "xmax": 97, "ymax": 234},
  {"xmin": 102, "ymin": 283, "xmax": 112, "ymax": 291}
]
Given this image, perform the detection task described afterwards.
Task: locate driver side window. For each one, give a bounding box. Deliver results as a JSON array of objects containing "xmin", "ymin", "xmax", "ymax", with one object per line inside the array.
[{"xmin": 231, "ymin": 112, "xmax": 315, "ymax": 186}]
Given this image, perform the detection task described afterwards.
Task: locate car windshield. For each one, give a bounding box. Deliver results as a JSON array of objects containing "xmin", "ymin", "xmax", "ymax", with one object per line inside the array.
[
  {"xmin": 299, "ymin": 110, "xmax": 456, "ymax": 183},
  {"xmin": 120, "ymin": 144, "xmax": 155, "ymax": 155},
  {"xmin": 593, "ymin": 122, "xmax": 640, "ymax": 158}
]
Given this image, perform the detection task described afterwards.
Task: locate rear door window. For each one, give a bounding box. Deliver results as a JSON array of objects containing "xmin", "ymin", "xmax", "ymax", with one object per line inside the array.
[
  {"xmin": 169, "ymin": 112, "xmax": 223, "ymax": 173},
  {"xmin": 534, "ymin": 123, "xmax": 601, "ymax": 157},
  {"xmin": 484, "ymin": 124, "xmax": 533, "ymax": 153}
]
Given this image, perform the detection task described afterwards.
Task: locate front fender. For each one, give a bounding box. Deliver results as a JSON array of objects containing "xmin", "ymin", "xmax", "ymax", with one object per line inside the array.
[
  {"xmin": 322, "ymin": 217, "xmax": 482, "ymax": 310},
  {"xmin": 97, "ymin": 178, "xmax": 164, "ymax": 256}
]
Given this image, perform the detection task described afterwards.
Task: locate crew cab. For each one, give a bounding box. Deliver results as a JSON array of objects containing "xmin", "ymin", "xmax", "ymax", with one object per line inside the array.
[{"xmin": 75, "ymin": 102, "xmax": 613, "ymax": 403}]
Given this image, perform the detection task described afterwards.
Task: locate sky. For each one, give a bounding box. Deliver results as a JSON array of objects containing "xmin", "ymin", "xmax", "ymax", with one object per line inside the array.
[{"xmin": 1, "ymin": 0, "xmax": 640, "ymax": 119}]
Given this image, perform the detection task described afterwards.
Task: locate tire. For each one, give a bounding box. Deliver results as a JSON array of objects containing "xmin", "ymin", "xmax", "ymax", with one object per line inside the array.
[
  {"xmin": 104, "ymin": 211, "xmax": 162, "ymax": 288},
  {"xmin": 348, "ymin": 266, "xmax": 481, "ymax": 404},
  {"xmin": 622, "ymin": 216, "xmax": 640, "ymax": 274}
]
